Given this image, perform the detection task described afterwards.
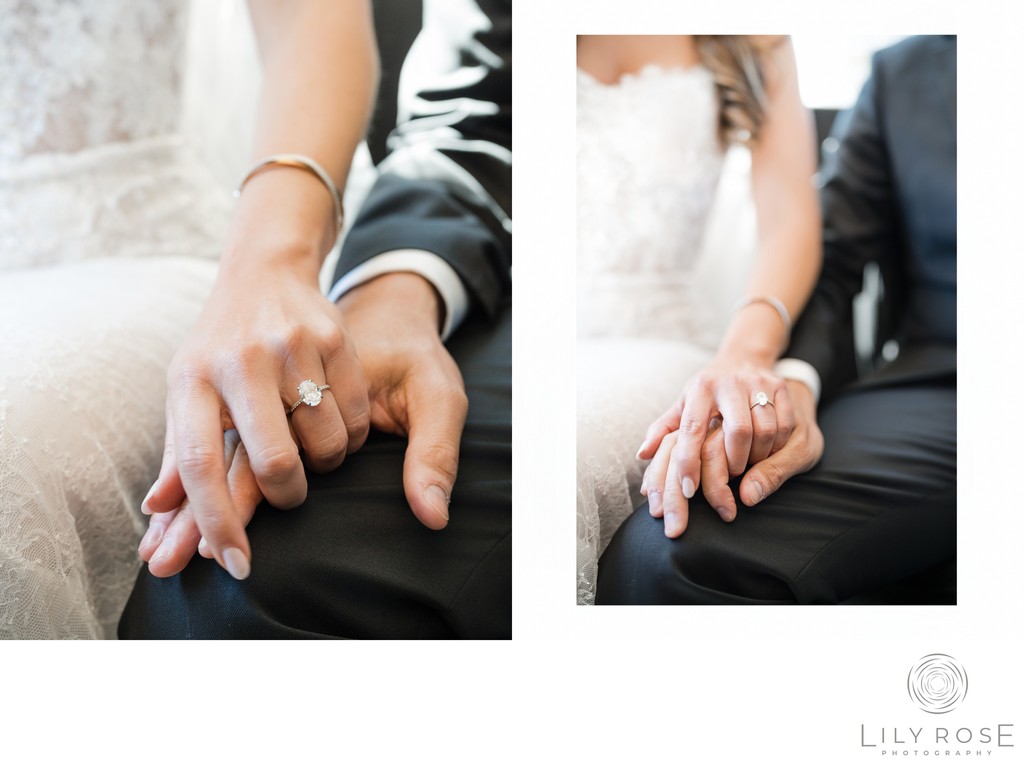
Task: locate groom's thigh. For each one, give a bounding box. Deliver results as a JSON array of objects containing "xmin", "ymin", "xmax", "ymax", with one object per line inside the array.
[
  {"xmin": 119, "ymin": 300, "xmax": 511, "ymax": 639},
  {"xmin": 596, "ymin": 382, "xmax": 956, "ymax": 604}
]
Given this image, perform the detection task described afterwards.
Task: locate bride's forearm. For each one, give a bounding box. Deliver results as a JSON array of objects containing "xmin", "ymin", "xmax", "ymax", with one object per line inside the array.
[
  {"xmin": 714, "ymin": 37, "xmax": 821, "ymax": 367},
  {"xmin": 715, "ymin": 215, "xmax": 821, "ymax": 366},
  {"xmin": 222, "ymin": 0, "xmax": 379, "ymax": 280}
]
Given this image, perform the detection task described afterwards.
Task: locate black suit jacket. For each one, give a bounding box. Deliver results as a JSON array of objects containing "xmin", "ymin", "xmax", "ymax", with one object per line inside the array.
[
  {"xmin": 786, "ymin": 36, "xmax": 956, "ymax": 402},
  {"xmin": 331, "ymin": 0, "xmax": 511, "ymax": 320}
]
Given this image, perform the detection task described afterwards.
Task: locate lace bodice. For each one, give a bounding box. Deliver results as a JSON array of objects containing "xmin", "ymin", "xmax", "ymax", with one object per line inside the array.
[
  {"xmin": 1, "ymin": 0, "xmax": 184, "ymax": 161},
  {"xmin": 0, "ymin": 0, "xmax": 230, "ymax": 271},
  {"xmin": 576, "ymin": 64, "xmax": 728, "ymax": 605},
  {"xmin": 577, "ymin": 64, "xmax": 724, "ymax": 340}
]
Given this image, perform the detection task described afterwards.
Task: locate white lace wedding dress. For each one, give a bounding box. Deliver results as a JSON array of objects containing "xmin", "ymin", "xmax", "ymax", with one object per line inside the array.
[
  {"xmin": 576, "ymin": 64, "xmax": 729, "ymax": 605},
  {"xmin": 0, "ymin": 0, "xmax": 232, "ymax": 638}
]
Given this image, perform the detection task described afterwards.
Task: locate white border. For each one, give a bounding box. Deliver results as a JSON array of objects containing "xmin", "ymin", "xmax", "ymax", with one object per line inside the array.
[{"xmin": 6, "ymin": 2, "xmax": 1024, "ymax": 763}]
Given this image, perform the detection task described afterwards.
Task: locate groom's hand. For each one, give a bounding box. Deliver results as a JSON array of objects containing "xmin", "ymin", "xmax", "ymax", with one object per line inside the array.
[{"xmin": 337, "ymin": 272, "xmax": 468, "ymax": 530}]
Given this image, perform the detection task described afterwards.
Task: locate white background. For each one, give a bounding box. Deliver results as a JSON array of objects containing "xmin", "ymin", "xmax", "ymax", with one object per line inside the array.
[{"xmin": 5, "ymin": 1, "xmax": 1024, "ymax": 763}]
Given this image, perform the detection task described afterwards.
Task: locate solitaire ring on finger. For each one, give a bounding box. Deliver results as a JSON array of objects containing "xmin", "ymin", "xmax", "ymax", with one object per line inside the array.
[
  {"xmin": 750, "ymin": 391, "xmax": 774, "ymax": 410},
  {"xmin": 289, "ymin": 379, "xmax": 331, "ymax": 413}
]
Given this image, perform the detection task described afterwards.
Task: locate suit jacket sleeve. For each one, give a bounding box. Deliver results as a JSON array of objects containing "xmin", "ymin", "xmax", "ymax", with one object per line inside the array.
[
  {"xmin": 332, "ymin": 0, "xmax": 512, "ymax": 320},
  {"xmin": 784, "ymin": 50, "xmax": 904, "ymax": 402}
]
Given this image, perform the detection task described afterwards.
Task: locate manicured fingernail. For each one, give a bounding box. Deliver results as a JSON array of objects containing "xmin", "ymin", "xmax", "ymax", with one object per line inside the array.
[
  {"xmin": 424, "ymin": 484, "xmax": 450, "ymax": 523},
  {"xmin": 141, "ymin": 485, "xmax": 156, "ymax": 515},
  {"xmin": 139, "ymin": 523, "xmax": 164, "ymax": 555},
  {"xmin": 648, "ymin": 489, "xmax": 662, "ymax": 517},
  {"xmin": 750, "ymin": 480, "xmax": 766, "ymax": 504},
  {"xmin": 636, "ymin": 440, "xmax": 650, "ymax": 459},
  {"xmin": 197, "ymin": 537, "xmax": 209, "ymax": 556},
  {"xmin": 664, "ymin": 511, "xmax": 682, "ymax": 537},
  {"xmin": 717, "ymin": 506, "xmax": 734, "ymax": 522},
  {"xmin": 682, "ymin": 477, "xmax": 696, "ymax": 499},
  {"xmin": 150, "ymin": 538, "xmax": 171, "ymax": 565},
  {"xmin": 221, "ymin": 547, "xmax": 250, "ymax": 580}
]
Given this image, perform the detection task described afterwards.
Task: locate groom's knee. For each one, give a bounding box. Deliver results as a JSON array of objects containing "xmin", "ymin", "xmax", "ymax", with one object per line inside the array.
[{"xmin": 596, "ymin": 501, "xmax": 795, "ymax": 605}]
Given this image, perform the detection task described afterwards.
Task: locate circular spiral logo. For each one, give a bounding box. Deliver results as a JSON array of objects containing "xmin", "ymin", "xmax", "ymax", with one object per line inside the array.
[{"xmin": 907, "ymin": 654, "xmax": 968, "ymax": 714}]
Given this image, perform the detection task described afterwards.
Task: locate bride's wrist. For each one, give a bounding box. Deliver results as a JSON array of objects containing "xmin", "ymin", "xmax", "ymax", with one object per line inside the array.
[
  {"xmin": 716, "ymin": 304, "xmax": 789, "ymax": 368},
  {"xmin": 221, "ymin": 169, "xmax": 338, "ymax": 275},
  {"xmin": 712, "ymin": 344, "xmax": 777, "ymax": 371}
]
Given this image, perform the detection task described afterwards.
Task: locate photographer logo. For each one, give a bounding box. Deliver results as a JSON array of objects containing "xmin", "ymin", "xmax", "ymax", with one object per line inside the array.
[
  {"xmin": 907, "ymin": 654, "xmax": 968, "ymax": 714},
  {"xmin": 857, "ymin": 653, "xmax": 1014, "ymax": 758}
]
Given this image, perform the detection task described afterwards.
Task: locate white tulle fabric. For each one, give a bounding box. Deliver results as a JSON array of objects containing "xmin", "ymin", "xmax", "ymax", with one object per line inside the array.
[
  {"xmin": 576, "ymin": 65, "xmax": 725, "ymax": 605},
  {"xmin": 0, "ymin": 0, "xmax": 231, "ymax": 638}
]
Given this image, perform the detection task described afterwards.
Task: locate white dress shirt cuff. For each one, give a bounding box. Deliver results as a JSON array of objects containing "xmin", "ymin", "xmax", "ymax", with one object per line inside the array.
[
  {"xmin": 774, "ymin": 358, "xmax": 822, "ymax": 404},
  {"xmin": 327, "ymin": 249, "xmax": 470, "ymax": 341}
]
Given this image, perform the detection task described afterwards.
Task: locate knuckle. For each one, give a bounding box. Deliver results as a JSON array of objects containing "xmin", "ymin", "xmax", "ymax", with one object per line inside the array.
[
  {"xmin": 760, "ymin": 462, "xmax": 785, "ymax": 489},
  {"xmin": 451, "ymin": 388, "xmax": 470, "ymax": 415},
  {"xmin": 234, "ymin": 341, "xmax": 268, "ymax": 376},
  {"xmin": 273, "ymin": 327, "xmax": 305, "ymax": 361},
  {"xmin": 671, "ymin": 444, "xmax": 698, "ymax": 473},
  {"xmin": 177, "ymin": 444, "xmax": 220, "ymax": 478},
  {"xmin": 168, "ymin": 360, "xmax": 208, "ymax": 392},
  {"xmin": 194, "ymin": 513, "xmax": 233, "ymax": 541},
  {"xmin": 727, "ymin": 420, "xmax": 753, "ymax": 441},
  {"xmin": 345, "ymin": 409, "xmax": 372, "ymax": 441},
  {"xmin": 678, "ymin": 416, "xmax": 706, "ymax": 438},
  {"xmin": 704, "ymin": 484, "xmax": 728, "ymax": 506},
  {"xmin": 251, "ymin": 444, "xmax": 301, "ymax": 482},
  {"xmin": 689, "ymin": 373, "xmax": 712, "ymax": 394},
  {"xmin": 420, "ymin": 441, "xmax": 460, "ymax": 483},
  {"xmin": 318, "ymin": 322, "xmax": 347, "ymax": 353},
  {"xmin": 435, "ymin": 381, "xmax": 469, "ymax": 417},
  {"xmin": 806, "ymin": 428, "xmax": 824, "ymax": 457},
  {"xmin": 307, "ymin": 433, "xmax": 348, "ymax": 467}
]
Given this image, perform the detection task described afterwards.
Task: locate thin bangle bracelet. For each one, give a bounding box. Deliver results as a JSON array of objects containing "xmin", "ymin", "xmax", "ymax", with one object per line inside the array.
[
  {"xmin": 732, "ymin": 295, "xmax": 792, "ymax": 337},
  {"xmin": 235, "ymin": 153, "xmax": 344, "ymax": 241}
]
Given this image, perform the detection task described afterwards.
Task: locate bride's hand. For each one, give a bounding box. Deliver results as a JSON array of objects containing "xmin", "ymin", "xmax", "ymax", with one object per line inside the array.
[
  {"xmin": 140, "ymin": 429, "xmax": 263, "ymax": 577},
  {"xmin": 641, "ymin": 418, "xmax": 735, "ymax": 537},
  {"xmin": 636, "ymin": 359, "xmax": 795, "ymax": 515},
  {"xmin": 141, "ymin": 261, "xmax": 370, "ymax": 580},
  {"xmin": 641, "ymin": 378, "xmax": 824, "ymax": 538}
]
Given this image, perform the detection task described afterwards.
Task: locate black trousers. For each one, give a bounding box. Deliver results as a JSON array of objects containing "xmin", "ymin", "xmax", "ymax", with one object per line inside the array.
[
  {"xmin": 596, "ymin": 377, "xmax": 956, "ymax": 605},
  {"xmin": 119, "ymin": 300, "xmax": 511, "ymax": 639}
]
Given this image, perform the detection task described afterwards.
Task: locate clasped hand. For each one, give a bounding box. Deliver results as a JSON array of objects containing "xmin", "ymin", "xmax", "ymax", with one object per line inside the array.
[
  {"xmin": 637, "ymin": 360, "xmax": 824, "ymax": 538},
  {"xmin": 139, "ymin": 270, "xmax": 466, "ymax": 580},
  {"xmin": 138, "ymin": 262, "xmax": 370, "ymax": 579}
]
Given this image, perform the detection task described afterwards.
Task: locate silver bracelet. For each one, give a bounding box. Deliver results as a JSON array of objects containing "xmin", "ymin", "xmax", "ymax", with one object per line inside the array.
[
  {"xmin": 235, "ymin": 153, "xmax": 344, "ymax": 241},
  {"xmin": 732, "ymin": 295, "xmax": 792, "ymax": 336}
]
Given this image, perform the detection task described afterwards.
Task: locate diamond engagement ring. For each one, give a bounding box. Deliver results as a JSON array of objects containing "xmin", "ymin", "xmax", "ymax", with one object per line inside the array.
[
  {"xmin": 750, "ymin": 391, "xmax": 774, "ymax": 410},
  {"xmin": 289, "ymin": 379, "xmax": 331, "ymax": 413}
]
